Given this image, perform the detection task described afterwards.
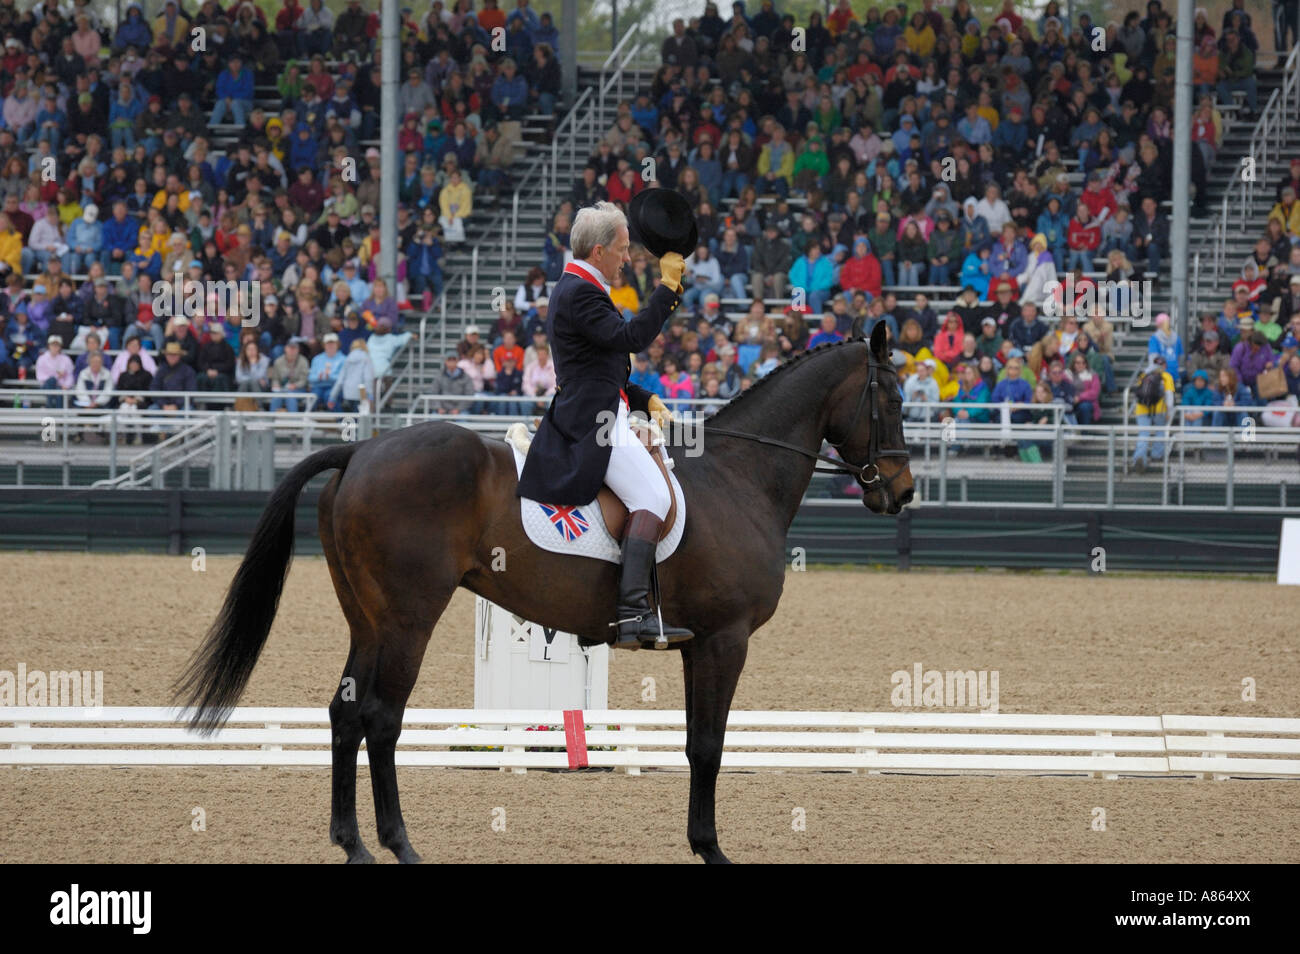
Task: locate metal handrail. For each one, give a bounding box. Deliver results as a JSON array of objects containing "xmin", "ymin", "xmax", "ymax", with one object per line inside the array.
[
  {"xmin": 1198, "ymin": 43, "xmax": 1300, "ymax": 299},
  {"xmin": 1, "ymin": 388, "xmax": 320, "ymax": 410},
  {"xmin": 548, "ymin": 86, "xmax": 593, "ymax": 210},
  {"xmin": 376, "ymin": 333, "xmax": 413, "ymax": 413}
]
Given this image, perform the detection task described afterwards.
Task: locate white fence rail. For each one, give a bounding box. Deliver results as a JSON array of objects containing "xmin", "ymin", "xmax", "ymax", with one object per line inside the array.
[{"xmin": 3, "ymin": 708, "xmax": 1297, "ymax": 778}]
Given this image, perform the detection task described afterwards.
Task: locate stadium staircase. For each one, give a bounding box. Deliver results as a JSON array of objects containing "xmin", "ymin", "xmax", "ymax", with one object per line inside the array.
[
  {"xmin": 387, "ymin": 29, "xmax": 657, "ymax": 415},
  {"xmin": 1191, "ymin": 47, "xmax": 1300, "ymax": 322}
]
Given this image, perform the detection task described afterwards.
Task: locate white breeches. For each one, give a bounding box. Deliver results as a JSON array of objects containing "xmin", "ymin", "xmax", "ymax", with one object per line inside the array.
[{"xmin": 602, "ymin": 400, "xmax": 671, "ymax": 519}]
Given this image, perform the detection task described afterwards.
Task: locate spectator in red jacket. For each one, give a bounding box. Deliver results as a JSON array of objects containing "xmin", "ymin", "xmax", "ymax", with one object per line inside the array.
[
  {"xmin": 1067, "ymin": 205, "xmax": 1101, "ymax": 273},
  {"xmin": 1077, "ymin": 172, "xmax": 1118, "ymax": 225},
  {"xmin": 932, "ymin": 311, "xmax": 965, "ymax": 367},
  {"xmin": 492, "ymin": 328, "xmax": 524, "ymax": 372},
  {"xmin": 839, "ymin": 236, "xmax": 883, "ymax": 298}
]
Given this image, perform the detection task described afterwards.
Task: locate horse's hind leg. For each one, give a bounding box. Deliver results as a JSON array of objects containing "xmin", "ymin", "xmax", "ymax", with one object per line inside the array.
[
  {"xmin": 329, "ymin": 643, "xmax": 374, "ymax": 863},
  {"xmin": 359, "ymin": 609, "xmax": 449, "ymax": 864},
  {"xmin": 321, "ymin": 481, "xmax": 376, "ymax": 863},
  {"xmin": 684, "ymin": 628, "xmax": 749, "ymax": 864}
]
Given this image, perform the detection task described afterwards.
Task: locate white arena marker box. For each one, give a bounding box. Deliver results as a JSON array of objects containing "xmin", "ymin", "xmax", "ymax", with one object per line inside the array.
[
  {"xmin": 474, "ymin": 597, "xmax": 609, "ymax": 710},
  {"xmin": 1279, "ymin": 518, "xmax": 1300, "ymax": 586}
]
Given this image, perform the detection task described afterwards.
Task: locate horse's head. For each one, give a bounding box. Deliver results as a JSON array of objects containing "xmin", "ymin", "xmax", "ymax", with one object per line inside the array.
[{"xmin": 829, "ymin": 318, "xmax": 914, "ymax": 515}]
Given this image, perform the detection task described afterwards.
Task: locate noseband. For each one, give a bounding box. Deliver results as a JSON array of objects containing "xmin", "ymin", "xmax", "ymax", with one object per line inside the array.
[
  {"xmin": 828, "ymin": 356, "xmax": 911, "ymax": 494},
  {"xmin": 704, "ymin": 353, "xmax": 910, "ymax": 493}
]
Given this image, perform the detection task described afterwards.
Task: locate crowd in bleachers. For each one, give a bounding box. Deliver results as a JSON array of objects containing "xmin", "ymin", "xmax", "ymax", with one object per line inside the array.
[
  {"xmin": 1183, "ymin": 151, "xmax": 1300, "ymax": 444},
  {"xmin": 0, "ymin": 0, "xmax": 561, "ymax": 420},
  {"xmin": 501, "ymin": 0, "xmax": 1300, "ymax": 466}
]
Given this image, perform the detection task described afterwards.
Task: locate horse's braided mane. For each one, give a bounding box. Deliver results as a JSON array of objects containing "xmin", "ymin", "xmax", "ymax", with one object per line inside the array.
[{"xmin": 707, "ymin": 336, "xmax": 866, "ymax": 424}]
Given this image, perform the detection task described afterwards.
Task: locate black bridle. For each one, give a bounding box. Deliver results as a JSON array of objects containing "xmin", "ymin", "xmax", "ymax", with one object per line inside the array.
[{"xmin": 703, "ymin": 353, "xmax": 911, "ymax": 495}]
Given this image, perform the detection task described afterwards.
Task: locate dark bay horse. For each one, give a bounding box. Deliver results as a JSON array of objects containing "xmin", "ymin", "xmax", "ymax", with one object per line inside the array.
[{"xmin": 177, "ymin": 320, "xmax": 913, "ymax": 863}]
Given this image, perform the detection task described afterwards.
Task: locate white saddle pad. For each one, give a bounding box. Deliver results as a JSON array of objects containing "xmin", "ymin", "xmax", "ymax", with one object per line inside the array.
[{"xmin": 506, "ymin": 424, "xmax": 686, "ymax": 565}]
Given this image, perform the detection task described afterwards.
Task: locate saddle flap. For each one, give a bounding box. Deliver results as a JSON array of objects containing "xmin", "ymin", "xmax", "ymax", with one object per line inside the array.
[{"xmin": 598, "ymin": 442, "xmax": 677, "ymax": 542}]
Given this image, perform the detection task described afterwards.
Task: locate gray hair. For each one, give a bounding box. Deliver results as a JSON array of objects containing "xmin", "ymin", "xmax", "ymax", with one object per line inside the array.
[{"xmin": 570, "ymin": 201, "xmax": 626, "ymax": 259}]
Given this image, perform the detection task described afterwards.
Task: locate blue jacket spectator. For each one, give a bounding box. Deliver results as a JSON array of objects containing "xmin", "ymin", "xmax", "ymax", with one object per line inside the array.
[{"xmin": 114, "ymin": 3, "xmax": 152, "ymax": 51}]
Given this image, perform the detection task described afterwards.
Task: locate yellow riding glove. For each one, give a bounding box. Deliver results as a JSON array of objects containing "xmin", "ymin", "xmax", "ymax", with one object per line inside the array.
[
  {"xmin": 647, "ymin": 394, "xmax": 674, "ymax": 430},
  {"xmin": 658, "ymin": 252, "xmax": 685, "ymax": 294}
]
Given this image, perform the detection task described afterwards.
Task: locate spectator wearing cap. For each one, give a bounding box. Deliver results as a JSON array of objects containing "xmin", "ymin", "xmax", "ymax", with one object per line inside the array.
[
  {"xmin": 992, "ymin": 349, "xmax": 1034, "ymax": 424},
  {"xmin": 433, "ymin": 350, "xmax": 474, "ymax": 414},
  {"xmin": 62, "ymin": 203, "xmax": 102, "ymax": 274},
  {"xmin": 629, "ymin": 350, "xmax": 665, "ymax": 398},
  {"xmin": 197, "ymin": 322, "xmax": 236, "ymax": 397},
  {"xmin": 151, "ymin": 340, "xmax": 197, "ymax": 410},
  {"xmin": 309, "ymin": 332, "xmax": 346, "ymax": 406},
  {"xmin": 491, "ymin": 347, "xmax": 525, "ymax": 417},
  {"xmin": 165, "ymin": 316, "xmax": 200, "ymax": 367},
  {"xmin": 34, "ymin": 89, "xmax": 67, "ymax": 152},
  {"xmin": 36, "ymin": 334, "xmax": 75, "ymax": 407}
]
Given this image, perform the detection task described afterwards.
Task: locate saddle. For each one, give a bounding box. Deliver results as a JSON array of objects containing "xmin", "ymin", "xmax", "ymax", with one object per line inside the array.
[{"xmin": 507, "ymin": 418, "xmax": 678, "ymax": 542}]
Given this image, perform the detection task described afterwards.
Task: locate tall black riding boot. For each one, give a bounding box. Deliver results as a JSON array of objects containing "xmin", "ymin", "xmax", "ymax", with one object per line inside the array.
[{"xmin": 612, "ymin": 510, "xmax": 693, "ymax": 650}]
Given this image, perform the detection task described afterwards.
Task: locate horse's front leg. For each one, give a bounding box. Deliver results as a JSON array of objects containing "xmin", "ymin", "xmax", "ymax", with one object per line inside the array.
[{"xmin": 684, "ymin": 627, "xmax": 749, "ymax": 864}]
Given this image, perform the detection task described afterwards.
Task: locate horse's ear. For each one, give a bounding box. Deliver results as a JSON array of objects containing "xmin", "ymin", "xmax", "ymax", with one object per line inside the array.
[
  {"xmin": 850, "ymin": 313, "xmax": 865, "ymax": 339},
  {"xmin": 868, "ymin": 318, "xmax": 888, "ymax": 361}
]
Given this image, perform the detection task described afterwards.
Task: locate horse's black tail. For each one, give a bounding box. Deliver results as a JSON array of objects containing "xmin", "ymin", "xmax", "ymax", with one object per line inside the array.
[{"xmin": 175, "ymin": 442, "xmax": 359, "ymax": 733}]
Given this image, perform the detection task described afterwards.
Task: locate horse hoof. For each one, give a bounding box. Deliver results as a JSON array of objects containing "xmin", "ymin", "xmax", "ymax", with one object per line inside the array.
[
  {"xmin": 692, "ymin": 843, "xmax": 733, "ymax": 864},
  {"xmin": 393, "ymin": 845, "xmax": 423, "ymax": 864},
  {"xmin": 344, "ymin": 847, "xmax": 376, "ymax": 864}
]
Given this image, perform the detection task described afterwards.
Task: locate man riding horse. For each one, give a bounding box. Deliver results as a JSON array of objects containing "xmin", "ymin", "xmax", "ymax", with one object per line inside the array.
[{"xmin": 516, "ymin": 198, "xmax": 694, "ymax": 650}]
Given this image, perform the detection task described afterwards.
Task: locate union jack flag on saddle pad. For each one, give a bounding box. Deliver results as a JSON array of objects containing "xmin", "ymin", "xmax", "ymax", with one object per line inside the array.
[{"xmin": 538, "ymin": 503, "xmax": 589, "ymax": 541}]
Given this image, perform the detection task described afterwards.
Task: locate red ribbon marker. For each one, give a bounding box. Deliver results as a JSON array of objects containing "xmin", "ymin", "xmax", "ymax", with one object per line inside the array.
[{"xmin": 562, "ymin": 709, "xmax": 589, "ymax": 769}]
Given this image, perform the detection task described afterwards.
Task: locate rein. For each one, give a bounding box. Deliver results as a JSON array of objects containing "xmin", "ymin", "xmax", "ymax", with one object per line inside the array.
[{"xmin": 701, "ymin": 351, "xmax": 909, "ymax": 489}]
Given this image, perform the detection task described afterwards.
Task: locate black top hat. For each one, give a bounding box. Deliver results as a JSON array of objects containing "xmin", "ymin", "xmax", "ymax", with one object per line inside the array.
[{"xmin": 628, "ymin": 188, "xmax": 699, "ymax": 258}]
